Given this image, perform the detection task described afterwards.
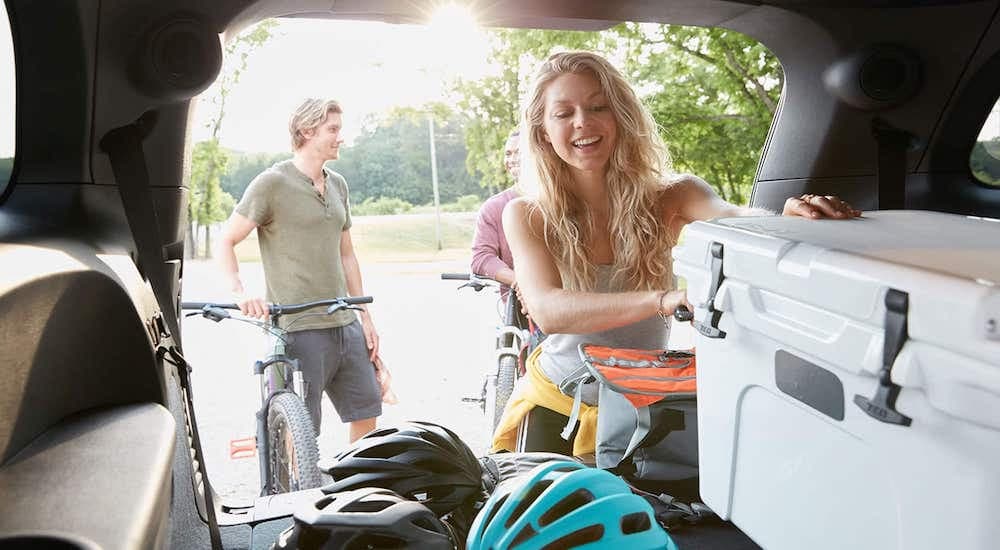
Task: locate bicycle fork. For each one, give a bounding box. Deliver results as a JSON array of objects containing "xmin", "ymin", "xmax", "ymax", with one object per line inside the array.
[{"xmin": 253, "ymin": 356, "xmax": 303, "ymax": 495}]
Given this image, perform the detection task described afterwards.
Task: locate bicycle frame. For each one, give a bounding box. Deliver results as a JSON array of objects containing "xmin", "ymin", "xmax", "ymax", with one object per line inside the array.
[
  {"xmin": 181, "ymin": 296, "xmax": 372, "ymax": 495},
  {"xmin": 443, "ymin": 273, "xmax": 536, "ymax": 430},
  {"xmin": 252, "ymin": 312, "xmax": 303, "ymax": 495},
  {"xmin": 496, "ymin": 288, "xmax": 530, "ymax": 368}
]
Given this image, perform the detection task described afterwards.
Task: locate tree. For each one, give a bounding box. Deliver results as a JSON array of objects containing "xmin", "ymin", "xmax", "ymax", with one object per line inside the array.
[
  {"xmin": 454, "ymin": 29, "xmax": 600, "ymax": 195},
  {"xmin": 190, "ymin": 140, "xmax": 235, "ymax": 252},
  {"xmin": 615, "ymin": 23, "xmax": 781, "ymax": 204},
  {"xmin": 971, "ymin": 138, "xmax": 1000, "ymax": 185},
  {"xmin": 454, "ymin": 24, "xmax": 781, "ymax": 204},
  {"xmin": 329, "ymin": 106, "xmax": 485, "ymax": 206},
  {"xmin": 188, "ymin": 19, "xmax": 276, "ymax": 258},
  {"xmin": 220, "ymin": 150, "xmax": 289, "ymax": 201}
]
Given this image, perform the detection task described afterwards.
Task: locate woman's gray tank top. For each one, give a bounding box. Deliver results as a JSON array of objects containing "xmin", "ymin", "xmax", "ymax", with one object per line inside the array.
[{"xmin": 538, "ymin": 265, "xmax": 670, "ymax": 406}]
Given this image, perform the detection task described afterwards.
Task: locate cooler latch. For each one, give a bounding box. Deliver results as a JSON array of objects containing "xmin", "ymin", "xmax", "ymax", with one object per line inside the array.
[
  {"xmin": 853, "ymin": 288, "xmax": 913, "ymax": 426},
  {"xmin": 693, "ymin": 241, "xmax": 727, "ymax": 339}
]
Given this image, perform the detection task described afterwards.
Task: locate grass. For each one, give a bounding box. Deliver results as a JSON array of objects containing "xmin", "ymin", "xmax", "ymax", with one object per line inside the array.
[{"xmin": 234, "ymin": 212, "xmax": 477, "ymax": 263}]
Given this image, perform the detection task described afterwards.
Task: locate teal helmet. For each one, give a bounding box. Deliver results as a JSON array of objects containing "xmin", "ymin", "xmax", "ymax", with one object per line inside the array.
[{"xmin": 466, "ymin": 460, "xmax": 677, "ymax": 550}]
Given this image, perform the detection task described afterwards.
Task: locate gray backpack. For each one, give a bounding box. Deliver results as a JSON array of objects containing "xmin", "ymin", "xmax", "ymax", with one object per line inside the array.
[{"xmin": 575, "ymin": 344, "xmax": 699, "ymax": 493}]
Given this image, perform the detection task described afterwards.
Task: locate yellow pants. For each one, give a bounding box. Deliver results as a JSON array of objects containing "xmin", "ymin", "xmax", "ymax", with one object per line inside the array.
[{"xmin": 491, "ymin": 345, "xmax": 598, "ymax": 456}]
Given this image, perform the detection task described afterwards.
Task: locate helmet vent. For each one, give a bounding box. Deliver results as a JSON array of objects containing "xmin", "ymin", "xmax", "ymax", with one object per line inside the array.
[
  {"xmin": 538, "ymin": 489, "xmax": 595, "ymax": 527},
  {"xmin": 509, "ymin": 524, "xmax": 538, "ymax": 548},
  {"xmin": 366, "ymin": 427, "xmax": 399, "ymax": 438},
  {"xmin": 356, "ymin": 441, "xmax": 410, "ymax": 459},
  {"xmin": 482, "ymin": 494, "xmax": 508, "ymax": 528},
  {"xmin": 620, "ymin": 511, "xmax": 652, "ymax": 534},
  {"xmin": 343, "ymin": 500, "xmax": 391, "ymax": 513},
  {"xmin": 540, "ymin": 525, "xmax": 604, "ymax": 550},
  {"xmin": 506, "ymin": 480, "xmax": 554, "ymax": 527},
  {"xmin": 413, "ymin": 458, "xmax": 454, "ymax": 474},
  {"xmin": 314, "ymin": 495, "xmax": 336, "ymax": 510}
]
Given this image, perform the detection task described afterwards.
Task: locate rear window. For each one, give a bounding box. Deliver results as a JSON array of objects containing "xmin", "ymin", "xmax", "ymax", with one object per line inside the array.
[
  {"xmin": 971, "ymin": 98, "xmax": 1000, "ymax": 187},
  {"xmin": 1, "ymin": 1, "xmax": 13, "ymax": 196}
]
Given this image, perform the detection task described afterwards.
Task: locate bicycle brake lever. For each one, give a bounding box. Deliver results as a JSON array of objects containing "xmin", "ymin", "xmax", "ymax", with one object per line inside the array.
[
  {"xmin": 203, "ymin": 306, "xmax": 231, "ymax": 323},
  {"xmin": 325, "ymin": 302, "xmax": 363, "ymax": 315}
]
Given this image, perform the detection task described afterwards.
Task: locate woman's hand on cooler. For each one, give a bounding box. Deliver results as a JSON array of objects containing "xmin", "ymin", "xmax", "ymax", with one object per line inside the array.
[{"xmin": 782, "ymin": 194, "xmax": 861, "ymax": 219}]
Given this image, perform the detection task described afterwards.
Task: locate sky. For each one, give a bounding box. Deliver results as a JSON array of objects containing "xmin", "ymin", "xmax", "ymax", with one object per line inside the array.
[
  {"xmin": 191, "ymin": 14, "xmax": 492, "ymax": 153},
  {"xmin": 0, "ymin": 6, "xmax": 492, "ymax": 157}
]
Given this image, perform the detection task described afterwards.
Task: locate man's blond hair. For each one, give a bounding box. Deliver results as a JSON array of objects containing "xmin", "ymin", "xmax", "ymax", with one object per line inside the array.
[{"xmin": 289, "ymin": 98, "xmax": 343, "ymax": 150}]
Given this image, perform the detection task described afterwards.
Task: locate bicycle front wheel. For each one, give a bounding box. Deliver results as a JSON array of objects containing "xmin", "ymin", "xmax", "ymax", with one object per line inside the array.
[
  {"xmin": 266, "ymin": 392, "xmax": 322, "ymax": 494},
  {"xmin": 493, "ymin": 355, "xmax": 518, "ymax": 430}
]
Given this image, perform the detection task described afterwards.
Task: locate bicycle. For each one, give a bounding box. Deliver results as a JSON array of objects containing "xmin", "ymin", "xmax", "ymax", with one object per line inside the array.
[
  {"xmin": 441, "ymin": 273, "xmax": 540, "ymax": 432},
  {"xmin": 181, "ymin": 296, "xmax": 373, "ymax": 496}
]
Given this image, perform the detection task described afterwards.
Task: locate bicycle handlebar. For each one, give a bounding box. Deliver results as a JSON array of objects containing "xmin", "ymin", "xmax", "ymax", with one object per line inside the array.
[
  {"xmin": 441, "ymin": 272, "xmax": 498, "ymax": 293},
  {"xmin": 181, "ymin": 296, "xmax": 373, "ymax": 316}
]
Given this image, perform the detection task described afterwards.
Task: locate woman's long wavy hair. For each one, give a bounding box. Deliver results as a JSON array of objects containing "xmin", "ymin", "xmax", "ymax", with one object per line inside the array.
[{"xmin": 522, "ymin": 51, "xmax": 674, "ymax": 292}]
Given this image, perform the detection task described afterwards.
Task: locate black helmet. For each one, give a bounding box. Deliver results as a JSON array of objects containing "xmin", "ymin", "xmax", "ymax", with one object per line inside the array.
[
  {"xmin": 320, "ymin": 421, "xmax": 483, "ymax": 516},
  {"xmin": 272, "ymin": 487, "xmax": 456, "ymax": 550}
]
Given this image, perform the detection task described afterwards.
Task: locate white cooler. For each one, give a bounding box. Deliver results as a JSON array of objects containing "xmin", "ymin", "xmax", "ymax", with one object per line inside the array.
[{"xmin": 672, "ymin": 210, "xmax": 1000, "ymax": 550}]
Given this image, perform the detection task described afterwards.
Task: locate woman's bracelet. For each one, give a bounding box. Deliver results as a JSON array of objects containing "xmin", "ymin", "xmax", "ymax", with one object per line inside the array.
[
  {"xmin": 657, "ymin": 290, "xmax": 672, "ymax": 315},
  {"xmin": 657, "ymin": 290, "xmax": 673, "ymax": 327}
]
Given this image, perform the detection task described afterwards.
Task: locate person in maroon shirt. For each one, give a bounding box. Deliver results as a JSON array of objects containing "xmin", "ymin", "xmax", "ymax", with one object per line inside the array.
[{"xmin": 471, "ymin": 129, "xmax": 521, "ymax": 297}]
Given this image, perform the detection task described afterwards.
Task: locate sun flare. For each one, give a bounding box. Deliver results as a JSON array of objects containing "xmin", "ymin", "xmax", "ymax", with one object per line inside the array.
[{"xmin": 428, "ymin": 2, "xmax": 479, "ymax": 32}]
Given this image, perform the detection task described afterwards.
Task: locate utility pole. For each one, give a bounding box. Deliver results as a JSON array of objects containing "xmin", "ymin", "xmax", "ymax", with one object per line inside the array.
[{"xmin": 428, "ymin": 114, "xmax": 442, "ymax": 250}]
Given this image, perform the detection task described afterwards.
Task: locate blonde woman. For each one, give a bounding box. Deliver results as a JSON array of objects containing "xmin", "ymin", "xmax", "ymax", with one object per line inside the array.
[{"xmin": 492, "ymin": 51, "xmax": 859, "ymax": 457}]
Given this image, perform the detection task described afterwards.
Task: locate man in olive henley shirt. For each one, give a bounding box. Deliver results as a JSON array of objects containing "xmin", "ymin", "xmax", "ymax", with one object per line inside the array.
[{"xmin": 216, "ymin": 98, "xmax": 381, "ymax": 443}]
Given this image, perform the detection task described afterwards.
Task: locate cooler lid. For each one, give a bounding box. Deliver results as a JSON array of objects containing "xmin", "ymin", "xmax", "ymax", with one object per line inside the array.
[{"xmin": 715, "ymin": 210, "xmax": 1000, "ymax": 285}]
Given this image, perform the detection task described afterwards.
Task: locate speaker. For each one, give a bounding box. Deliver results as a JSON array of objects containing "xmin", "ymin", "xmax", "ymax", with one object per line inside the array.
[
  {"xmin": 823, "ymin": 44, "xmax": 922, "ymax": 110},
  {"xmin": 131, "ymin": 15, "xmax": 222, "ymax": 101}
]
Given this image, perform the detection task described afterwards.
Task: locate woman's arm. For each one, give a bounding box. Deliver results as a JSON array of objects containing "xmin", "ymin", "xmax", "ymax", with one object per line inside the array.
[
  {"xmin": 503, "ymin": 198, "xmax": 688, "ymax": 335},
  {"xmin": 668, "ymin": 174, "xmax": 860, "ymax": 224}
]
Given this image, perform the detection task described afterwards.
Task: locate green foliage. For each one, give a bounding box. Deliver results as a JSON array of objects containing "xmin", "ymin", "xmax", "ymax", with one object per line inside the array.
[
  {"xmin": 352, "ymin": 196, "xmax": 414, "ymax": 216},
  {"xmin": 971, "ymin": 139, "xmax": 1000, "ymax": 186},
  {"xmin": 220, "ymin": 151, "xmax": 288, "ymax": 200},
  {"xmin": 618, "ymin": 24, "xmax": 781, "ymax": 204},
  {"xmin": 329, "ymin": 108, "xmax": 487, "ymax": 205},
  {"xmin": 453, "ymin": 24, "xmax": 782, "ymax": 204},
  {"xmin": 454, "ymin": 29, "xmax": 602, "ymax": 195},
  {"xmin": 0, "ymin": 157, "xmax": 11, "ymax": 184},
  {"xmin": 441, "ymin": 194, "xmax": 482, "ymax": 213},
  {"xmin": 188, "ymin": 19, "xmax": 276, "ymax": 257},
  {"xmin": 190, "ymin": 140, "xmax": 232, "ymax": 225}
]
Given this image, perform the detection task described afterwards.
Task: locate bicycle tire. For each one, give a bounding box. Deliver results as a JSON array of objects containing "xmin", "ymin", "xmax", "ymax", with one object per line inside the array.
[
  {"xmin": 266, "ymin": 392, "xmax": 322, "ymax": 494},
  {"xmin": 493, "ymin": 354, "xmax": 518, "ymax": 430}
]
